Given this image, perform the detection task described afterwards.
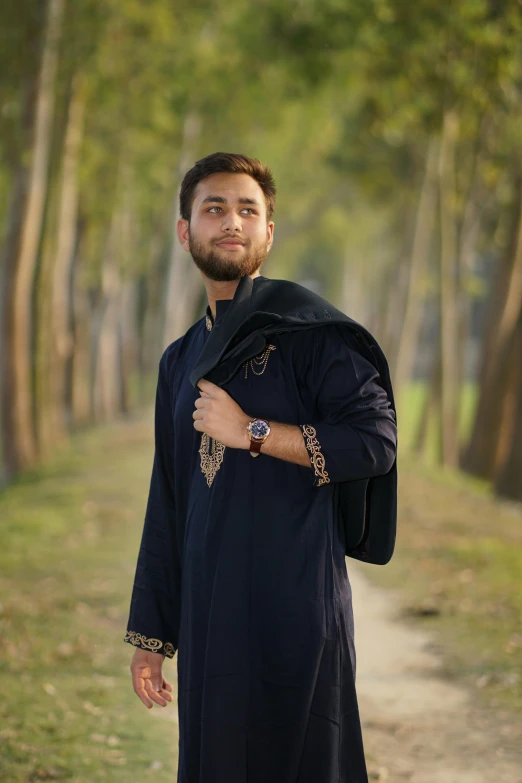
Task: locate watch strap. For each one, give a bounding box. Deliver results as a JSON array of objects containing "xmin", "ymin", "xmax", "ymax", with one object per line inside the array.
[{"xmin": 249, "ymin": 438, "xmax": 263, "ymax": 454}]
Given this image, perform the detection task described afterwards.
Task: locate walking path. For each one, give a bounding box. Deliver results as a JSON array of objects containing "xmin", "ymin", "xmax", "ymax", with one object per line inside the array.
[{"xmin": 350, "ymin": 564, "xmax": 522, "ymax": 783}]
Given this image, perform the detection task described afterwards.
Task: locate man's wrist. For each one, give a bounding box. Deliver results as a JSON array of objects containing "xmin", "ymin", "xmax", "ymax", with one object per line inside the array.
[
  {"xmin": 245, "ymin": 417, "xmax": 271, "ymax": 454},
  {"xmin": 242, "ymin": 414, "xmax": 253, "ymax": 449}
]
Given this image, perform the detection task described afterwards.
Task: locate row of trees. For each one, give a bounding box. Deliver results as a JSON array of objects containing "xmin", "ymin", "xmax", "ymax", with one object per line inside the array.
[{"xmin": 0, "ymin": 0, "xmax": 521, "ymax": 500}]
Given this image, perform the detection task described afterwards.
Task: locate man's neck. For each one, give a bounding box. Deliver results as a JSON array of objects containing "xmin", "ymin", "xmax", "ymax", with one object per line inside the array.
[{"xmin": 204, "ymin": 272, "xmax": 261, "ymax": 318}]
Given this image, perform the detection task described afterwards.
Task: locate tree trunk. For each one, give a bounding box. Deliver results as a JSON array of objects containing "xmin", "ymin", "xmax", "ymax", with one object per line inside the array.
[
  {"xmin": 393, "ymin": 138, "xmax": 439, "ymax": 394},
  {"xmin": 341, "ymin": 259, "xmax": 367, "ymax": 326},
  {"xmin": 379, "ymin": 202, "xmax": 416, "ymax": 366},
  {"xmin": 48, "ymin": 73, "xmax": 86, "ymax": 440},
  {"xmin": 70, "ymin": 235, "xmax": 92, "ymax": 428},
  {"xmin": 118, "ymin": 278, "xmax": 139, "ymax": 414},
  {"xmin": 91, "ymin": 211, "xmax": 124, "ymax": 423},
  {"xmin": 139, "ymin": 235, "xmax": 166, "ymax": 401},
  {"xmin": 170, "ymin": 263, "xmax": 204, "ymax": 341},
  {"xmin": 0, "ymin": 166, "xmax": 30, "ymax": 481},
  {"xmin": 462, "ymin": 173, "xmax": 522, "ymax": 479},
  {"xmin": 0, "ymin": 0, "xmax": 65, "ymax": 480},
  {"xmin": 413, "ymin": 338, "xmax": 442, "ymax": 459},
  {"xmin": 456, "ymin": 189, "xmax": 481, "ymax": 396},
  {"xmin": 163, "ymin": 113, "xmax": 202, "ymax": 348},
  {"xmin": 494, "ymin": 309, "xmax": 522, "ymax": 500},
  {"xmin": 438, "ymin": 109, "xmax": 461, "ymax": 467}
]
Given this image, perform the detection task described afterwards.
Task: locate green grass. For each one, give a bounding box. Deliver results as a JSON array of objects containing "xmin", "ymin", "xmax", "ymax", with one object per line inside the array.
[{"xmin": 0, "ymin": 413, "xmax": 178, "ymax": 782}]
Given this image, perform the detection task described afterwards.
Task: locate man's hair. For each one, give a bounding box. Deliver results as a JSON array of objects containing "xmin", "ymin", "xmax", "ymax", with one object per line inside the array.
[{"xmin": 179, "ymin": 152, "xmax": 276, "ymax": 221}]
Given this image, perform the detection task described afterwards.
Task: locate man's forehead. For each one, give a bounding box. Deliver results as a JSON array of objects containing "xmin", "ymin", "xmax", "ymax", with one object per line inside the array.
[{"xmin": 194, "ymin": 172, "xmax": 264, "ymax": 203}]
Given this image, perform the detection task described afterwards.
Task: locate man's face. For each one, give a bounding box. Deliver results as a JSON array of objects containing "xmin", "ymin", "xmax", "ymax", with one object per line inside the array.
[{"xmin": 177, "ymin": 172, "xmax": 274, "ymax": 282}]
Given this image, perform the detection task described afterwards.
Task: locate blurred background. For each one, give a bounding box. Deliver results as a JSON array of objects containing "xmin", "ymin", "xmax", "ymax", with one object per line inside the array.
[{"xmin": 0, "ymin": 1, "xmax": 521, "ymax": 781}]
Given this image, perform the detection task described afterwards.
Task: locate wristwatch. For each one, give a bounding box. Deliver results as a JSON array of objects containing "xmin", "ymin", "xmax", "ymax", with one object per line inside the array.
[{"xmin": 247, "ymin": 418, "xmax": 271, "ymax": 458}]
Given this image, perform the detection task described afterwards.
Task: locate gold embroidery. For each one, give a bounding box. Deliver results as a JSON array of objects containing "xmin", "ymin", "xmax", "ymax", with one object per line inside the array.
[
  {"xmin": 205, "ymin": 315, "xmax": 212, "ymax": 332},
  {"xmin": 244, "ymin": 344, "xmax": 276, "ymax": 379},
  {"xmin": 163, "ymin": 642, "xmax": 175, "ymax": 658},
  {"xmin": 301, "ymin": 425, "xmax": 330, "ymax": 486},
  {"xmin": 124, "ymin": 630, "xmax": 175, "ymax": 658},
  {"xmin": 199, "ymin": 432, "xmax": 226, "ymax": 486}
]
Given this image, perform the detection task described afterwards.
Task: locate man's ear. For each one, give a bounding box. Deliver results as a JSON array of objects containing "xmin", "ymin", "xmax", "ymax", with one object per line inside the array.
[
  {"xmin": 177, "ymin": 218, "xmax": 191, "ymax": 252},
  {"xmin": 266, "ymin": 220, "xmax": 275, "ymax": 253}
]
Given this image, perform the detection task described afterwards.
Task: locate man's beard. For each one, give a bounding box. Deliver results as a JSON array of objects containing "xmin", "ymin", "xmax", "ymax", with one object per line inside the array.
[{"xmin": 188, "ymin": 230, "xmax": 269, "ymax": 282}]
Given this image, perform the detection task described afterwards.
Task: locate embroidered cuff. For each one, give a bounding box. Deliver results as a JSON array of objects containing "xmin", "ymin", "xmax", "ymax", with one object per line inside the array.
[
  {"xmin": 124, "ymin": 629, "xmax": 176, "ymax": 658},
  {"xmin": 300, "ymin": 425, "xmax": 330, "ymax": 487}
]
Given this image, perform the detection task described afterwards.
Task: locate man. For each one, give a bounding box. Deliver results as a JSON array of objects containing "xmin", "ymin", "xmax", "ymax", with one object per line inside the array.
[{"xmin": 124, "ymin": 152, "xmax": 397, "ymax": 782}]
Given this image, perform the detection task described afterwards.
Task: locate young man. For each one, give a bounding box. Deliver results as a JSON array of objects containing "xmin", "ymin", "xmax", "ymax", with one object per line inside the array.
[{"xmin": 124, "ymin": 152, "xmax": 397, "ymax": 782}]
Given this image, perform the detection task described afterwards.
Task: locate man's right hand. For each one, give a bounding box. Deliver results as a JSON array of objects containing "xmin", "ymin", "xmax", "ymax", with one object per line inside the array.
[{"xmin": 130, "ymin": 648, "xmax": 174, "ymax": 709}]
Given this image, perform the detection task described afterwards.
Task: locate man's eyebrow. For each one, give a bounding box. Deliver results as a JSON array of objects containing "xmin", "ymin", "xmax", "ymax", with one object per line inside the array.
[
  {"xmin": 201, "ymin": 195, "xmax": 227, "ymax": 204},
  {"xmin": 200, "ymin": 195, "xmax": 261, "ymax": 206}
]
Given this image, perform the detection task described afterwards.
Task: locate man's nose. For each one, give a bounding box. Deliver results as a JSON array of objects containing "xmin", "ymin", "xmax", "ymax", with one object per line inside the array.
[{"xmin": 221, "ymin": 211, "xmax": 243, "ymax": 232}]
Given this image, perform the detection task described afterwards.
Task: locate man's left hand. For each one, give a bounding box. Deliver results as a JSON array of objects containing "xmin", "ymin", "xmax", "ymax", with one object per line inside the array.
[{"xmin": 193, "ymin": 380, "xmax": 251, "ymax": 449}]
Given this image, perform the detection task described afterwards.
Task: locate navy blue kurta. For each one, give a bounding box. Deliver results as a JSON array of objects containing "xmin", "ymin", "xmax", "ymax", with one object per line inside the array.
[{"xmin": 125, "ymin": 298, "xmax": 397, "ymax": 782}]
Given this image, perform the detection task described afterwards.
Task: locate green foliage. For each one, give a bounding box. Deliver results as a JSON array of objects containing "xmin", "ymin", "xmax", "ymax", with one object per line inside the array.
[{"xmin": 3, "ymin": 0, "xmax": 521, "ymax": 297}]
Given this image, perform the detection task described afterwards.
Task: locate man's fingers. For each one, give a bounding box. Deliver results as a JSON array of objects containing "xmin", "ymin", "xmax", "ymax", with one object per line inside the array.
[
  {"xmin": 137, "ymin": 686, "xmax": 154, "ymax": 709},
  {"xmin": 162, "ymin": 678, "xmax": 173, "ymax": 693},
  {"xmin": 197, "ymin": 379, "xmax": 220, "ymax": 396},
  {"xmin": 144, "ymin": 678, "xmax": 170, "ymax": 707},
  {"xmin": 131, "ymin": 674, "xmax": 171, "ymax": 709},
  {"xmin": 130, "ymin": 651, "xmax": 173, "ymax": 710},
  {"xmin": 132, "ymin": 675, "xmax": 154, "ymax": 709}
]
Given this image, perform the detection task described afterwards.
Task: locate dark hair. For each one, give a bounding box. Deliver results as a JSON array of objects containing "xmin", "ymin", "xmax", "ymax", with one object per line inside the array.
[{"xmin": 179, "ymin": 152, "xmax": 276, "ymax": 221}]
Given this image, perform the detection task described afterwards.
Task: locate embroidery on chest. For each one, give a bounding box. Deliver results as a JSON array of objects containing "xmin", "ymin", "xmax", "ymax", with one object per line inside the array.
[
  {"xmin": 199, "ymin": 432, "xmax": 225, "ymax": 487},
  {"xmin": 243, "ymin": 344, "xmax": 277, "ymax": 379}
]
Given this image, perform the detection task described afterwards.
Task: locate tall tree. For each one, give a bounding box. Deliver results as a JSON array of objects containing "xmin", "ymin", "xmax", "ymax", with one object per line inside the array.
[
  {"xmin": 0, "ymin": 0, "xmax": 65, "ymax": 479},
  {"xmin": 463, "ymin": 172, "xmax": 522, "ymax": 479}
]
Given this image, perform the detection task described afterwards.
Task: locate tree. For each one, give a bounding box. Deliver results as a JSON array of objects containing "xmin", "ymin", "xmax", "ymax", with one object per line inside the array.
[{"xmin": 0, "ymin": 0, "xmax": 65, "ymax": 479}]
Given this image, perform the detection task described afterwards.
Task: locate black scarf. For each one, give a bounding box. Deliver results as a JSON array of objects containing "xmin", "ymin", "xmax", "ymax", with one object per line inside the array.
[{"xmin": 190, "ymin": 275, "xmax": 397, "ymax": 565}]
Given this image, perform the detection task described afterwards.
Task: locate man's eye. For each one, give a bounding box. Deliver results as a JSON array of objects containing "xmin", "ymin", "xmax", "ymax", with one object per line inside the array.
[
  {"xmin": 241, "ymin": 208, "xmax": 256, "ymax": 214},
  {"xmin": 208, "ymin": 206, "xmax": 222, "ymax": 213}
]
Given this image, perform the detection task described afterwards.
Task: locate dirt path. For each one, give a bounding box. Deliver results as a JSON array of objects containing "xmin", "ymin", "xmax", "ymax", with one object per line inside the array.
[{"xmin": 350, "ymin": 564, "xmax": 522, "ymax": 783}]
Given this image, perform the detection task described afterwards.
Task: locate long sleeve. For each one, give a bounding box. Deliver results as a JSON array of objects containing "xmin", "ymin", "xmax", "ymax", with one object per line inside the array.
[
  {"xmin": 298, "ymin": 326, "xmax": 397, "ymax": 486},
  {"xmin": 124, "ymin": 349, "xmax": 181, "ymax": 658}
]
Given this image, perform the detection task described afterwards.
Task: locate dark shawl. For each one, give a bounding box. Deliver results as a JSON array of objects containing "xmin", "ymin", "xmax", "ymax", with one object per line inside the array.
[{"xmin": 189, "ymin": 275, "xmax": 397, "ymax": 565}]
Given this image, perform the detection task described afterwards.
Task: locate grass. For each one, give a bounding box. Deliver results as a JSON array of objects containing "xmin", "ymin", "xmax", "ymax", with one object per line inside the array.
[{"xmin": 0, "ymin": 413, "xmax": 178, "ymax": 782}]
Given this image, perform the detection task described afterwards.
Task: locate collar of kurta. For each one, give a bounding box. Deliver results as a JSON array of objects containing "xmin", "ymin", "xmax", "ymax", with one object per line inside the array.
[{"xmin": 205, "ymin": 299, "xmax": 233, "ymax": 332}]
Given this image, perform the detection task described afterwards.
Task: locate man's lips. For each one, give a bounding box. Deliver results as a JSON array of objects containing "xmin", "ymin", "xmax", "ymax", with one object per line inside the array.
[{"xmin": 215, "ymin": 239, "xmax": 245, "ymax": 247}]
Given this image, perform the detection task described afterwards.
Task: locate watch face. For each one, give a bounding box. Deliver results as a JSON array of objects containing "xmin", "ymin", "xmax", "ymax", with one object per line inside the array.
[{"xmin": 249, "ymin": 419, "xmax": 270, "ymax": 439}]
